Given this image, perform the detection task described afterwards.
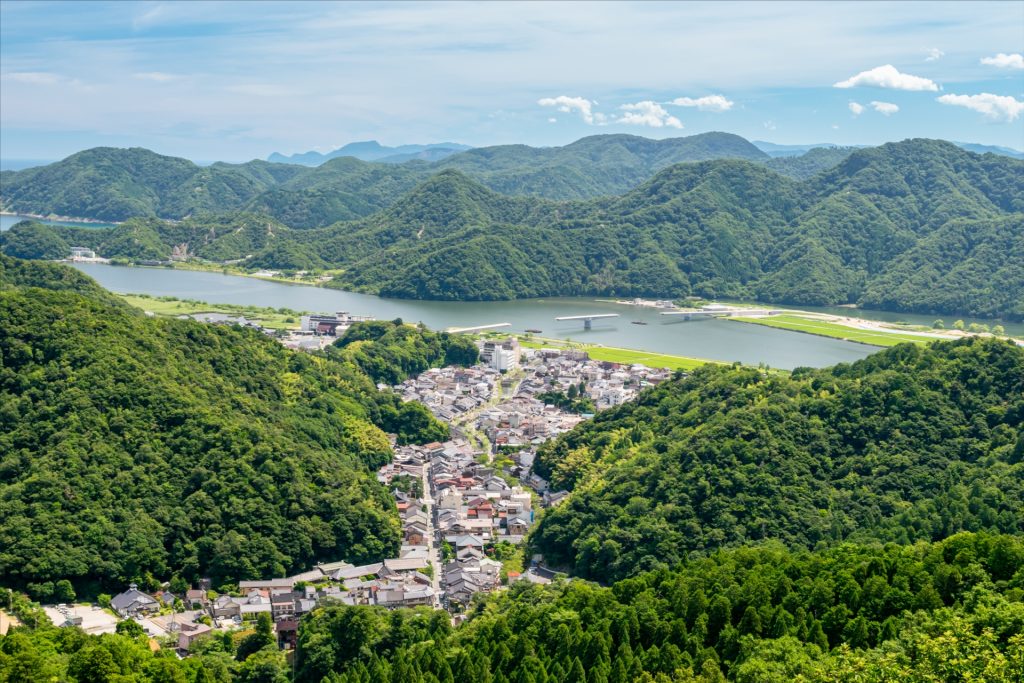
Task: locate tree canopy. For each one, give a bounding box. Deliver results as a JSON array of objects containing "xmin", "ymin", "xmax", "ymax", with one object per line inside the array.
[
  {"xmin": 531, "ymin": 337, "xmax": 1024, "ymax": 581},
  {"xmin": 0, "ymin": 255, "xmax": 449, "ymax": 594}
]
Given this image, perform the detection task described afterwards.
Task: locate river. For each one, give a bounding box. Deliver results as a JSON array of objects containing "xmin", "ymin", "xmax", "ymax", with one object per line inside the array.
[{"xmin": 68, "ymin": 263, "xmax": 887, "ymax": 369}]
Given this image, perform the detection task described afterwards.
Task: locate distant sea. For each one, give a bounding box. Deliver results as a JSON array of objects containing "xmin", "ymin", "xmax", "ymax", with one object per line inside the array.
[{"xmin": 0, "ymin": 158, "xmax": 53, "ymax": 171}]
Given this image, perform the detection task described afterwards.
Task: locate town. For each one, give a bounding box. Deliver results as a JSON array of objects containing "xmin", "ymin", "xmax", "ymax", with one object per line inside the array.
[{"xmin": 38, "ymin": 334, "xmax": 675, "ymax": 657}]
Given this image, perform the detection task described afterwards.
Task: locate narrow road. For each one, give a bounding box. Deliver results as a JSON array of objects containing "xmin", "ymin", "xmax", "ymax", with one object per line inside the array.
[{"xmin": 420, "ymin": 461, "xmax": 442, "ymax": 608}]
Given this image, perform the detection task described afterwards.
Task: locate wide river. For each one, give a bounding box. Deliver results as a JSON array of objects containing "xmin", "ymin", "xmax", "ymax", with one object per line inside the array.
[
  {"xmin": 4, "ymin": 209, "xmax": 1015, "ymax": 368},
  {"xmin": 66, "ymin": 263, "xmax": 887, "ymax": 369}
]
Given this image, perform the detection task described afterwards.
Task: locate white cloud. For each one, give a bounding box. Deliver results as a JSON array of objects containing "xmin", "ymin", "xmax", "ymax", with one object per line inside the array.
[
  {"xmin": 831, "ymin": 124, "xmax": 840, "ymax": 130},
  {"xmin": 848, "ymin": 101, "xmax": 865, "ymax": 115},
  {"xmin": 617, "ymin": 101, "xmax": 683, "ymax": 128},
  {"xmin": 3, "ymin": 71, "xmax": 62, "ymax": 85},
  {"xmin": 925, "ymin": 48, "xmax": 944, "ymax": 62},
  {"xmin": 669, "ymin": 94, "xmax": 733, "ymax": 112},
  {"xmin": 134, "ymin": 72, "xmax": 181, "ymax": 82},
  {"xmin": 547, "ymin": 117, "xmax": 557, "ymax": 123},
  {"xmin": 763, "ymin": 120, "xmax": 776, "ymax": 131},
  {"xmin": 538, "ymin": 95, "xmax": 598, "ymax": 124},
  {"xmin": 834, "ymin": 64, "xmax": 938, "ymax": 91},
  {"xmin": 870, "ymin": 100, "xmax": 899, "ymax": 115},
  {"xmin": 937, "ymin": 93, "xmax": 1024, "ymax": 122},
  {"xmin": 980, "ymin": 53, "xmax": 1024, "ymax": 69}
]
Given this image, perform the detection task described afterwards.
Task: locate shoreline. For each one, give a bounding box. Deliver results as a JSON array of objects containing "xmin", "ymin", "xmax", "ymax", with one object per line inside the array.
[{"xmin": 0, "ymin": 210, "xmax": 122, "ymax": 226}]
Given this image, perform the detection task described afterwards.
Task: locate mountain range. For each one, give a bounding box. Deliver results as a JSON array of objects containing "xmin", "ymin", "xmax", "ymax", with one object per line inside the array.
[
  {"xmin": 2, "ymin": 134, "xmax": 1022, "ymax": 318},
  {"xmin": 0, "ymin": 132, "xmax": 775, "ymax": 226},
  {"xmin": 267, "ymin": 140, "xmax": 473, "ymax": 165}
]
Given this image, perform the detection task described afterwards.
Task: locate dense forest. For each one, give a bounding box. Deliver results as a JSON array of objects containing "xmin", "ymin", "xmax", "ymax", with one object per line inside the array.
[
  {"xmin": 0, "ymin": 255, "xmax": 454, "ymax": 596},
  {"xmin": 331, "ymin": 319, "xmax": 480, "ymax": 385},
  {"xmin": 4, "ymin": 534, "xmax": 1021, "ymax": 681},
  {"xmin": 6, "ymin": 138, "xmax": 1020, "ymax": 318},
  {"xmin": 0, "ymin": 133, "xmax": 770, "ymax": 227},
  {"xmin": 530, "ymin": 337, "xmax": 1024, "ymax": 581}
]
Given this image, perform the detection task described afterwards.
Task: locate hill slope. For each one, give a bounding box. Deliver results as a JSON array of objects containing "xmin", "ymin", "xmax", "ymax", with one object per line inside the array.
[
  {"xmin": 4, "ymin": 139, "xmax": 1021, "ymax": 318},
  {"xmin": 0, "ymin": 255, "xmax": 451, "ymax": 592},
  {"xmin": 531, "ymin": 337, "xmax": 1024, "ymax": 582},
  {"xmin": 1, "ymin": 133, "xmax": 771, "ymax": 228}
]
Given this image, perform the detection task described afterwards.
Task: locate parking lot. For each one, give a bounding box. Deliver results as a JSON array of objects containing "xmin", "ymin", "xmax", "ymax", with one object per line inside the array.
[{"xmin": 43, "ymin": 604, "xmax": 118, "ymax": 635}]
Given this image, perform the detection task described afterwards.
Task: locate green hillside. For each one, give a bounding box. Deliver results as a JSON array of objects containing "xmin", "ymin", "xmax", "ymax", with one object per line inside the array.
[
  {"xmin": 0, "ymin": 147, "xmax": 288, "ymax": 222},
  {"xmin": 6, "ymin": 533, "xmax": 1021, "ymax": 681},
  {"xmin": 0, "ymin": 133, "xmax": 771, "ymax": 228},
  {"xmin": 530, "ymin": 338, "xmax": 1024, "ymax": 582},
  {"xmin": 4, "ymin": 139, "xmax": 1021, "ymax": 318},
  {"xmin": 0, "ymin": 255, "xmax": 451, "ymax": 594},
  {"xmin": 763, "ymin": 146, "xmax": 857, "ymax": 180},
  {"xmin": 289, "ymin": 534, "xmax": 1023, "ymax": 683}
]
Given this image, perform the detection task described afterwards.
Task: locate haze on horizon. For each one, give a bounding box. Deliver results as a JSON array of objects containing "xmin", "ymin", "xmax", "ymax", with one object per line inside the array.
[{"xmin": 1, "ymin": 0, "xmax": 1022, "ymax": 163}]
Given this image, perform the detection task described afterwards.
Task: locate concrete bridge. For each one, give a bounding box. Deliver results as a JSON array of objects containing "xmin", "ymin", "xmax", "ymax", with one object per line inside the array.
[
  {"xmin": 555, "ymin": 313, "xmax": 620, "ymax": 330},
  {"xmin": 445, "ymin": 322, "xmax": 512, "ymax": 334}
]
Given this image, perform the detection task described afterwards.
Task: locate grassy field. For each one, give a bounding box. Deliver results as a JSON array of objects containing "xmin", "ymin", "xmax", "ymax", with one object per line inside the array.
[
  {"xmin": 511, "ymin": 334, "xmax": 716, "ymax": 370},
  {"xmin": 118, "ymin": 294, "xmax": 304, "ymax": 330},
  {"xmin": 730, "ymin": 314, "xmax": 935, "ymax": 347}
]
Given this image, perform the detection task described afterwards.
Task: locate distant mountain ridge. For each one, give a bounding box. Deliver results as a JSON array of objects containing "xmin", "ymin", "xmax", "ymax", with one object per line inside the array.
[
  {"xmin": 8, "ymin": 138, "xmax": 1021, "ymax": 319},
  {"xmin": 267, "ymin": 140, "xmax": 473, "ymax": 165},
  {"xmin": 1, "ymin": 132, "xmax": 775, "ymax": 226},
  {"xmin": 755, "ymin": 139, "xmax": 1023, "ymax": 160}
]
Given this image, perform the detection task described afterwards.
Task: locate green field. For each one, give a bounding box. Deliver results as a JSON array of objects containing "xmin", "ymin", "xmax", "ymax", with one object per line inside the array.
[
  {"xmin": 731, "ymin": 314, "xmax": 936, "ymax": 347},
  {"xmin": 511, "ymin": 335, "xmax": 716, "ymax": 370},
  {"xmin": 118, "ymin": 294, "xmax": 304, "ymax": 330}
]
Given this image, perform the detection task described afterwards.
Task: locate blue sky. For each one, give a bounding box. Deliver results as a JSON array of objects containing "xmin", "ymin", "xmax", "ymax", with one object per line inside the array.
[{"xmin": 1, "ymin": 1, "xmax": 1022, "ymax": 162}]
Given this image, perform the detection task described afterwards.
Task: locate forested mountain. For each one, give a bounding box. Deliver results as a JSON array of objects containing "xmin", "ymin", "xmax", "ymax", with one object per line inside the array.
[
  {"xmin": 267, "ymin": 140, "xmax": 472, "ymax": 165},
  {"xmin": 1, "ymin": 133, "xmax": 773, "ymax": 228},
  {"xmin": 530, "ymin": 338, "xmax": 1024, "ymax": 582},
  {"xmin": 432, "ymin": 132, "xmax": 769, "ymax": 199},
  {"xmin": 4, "ymin": 139, "xmax": 1021, "ymax": 317},
  {"xmin": 0, "ymin": 148, "xmax": 303, "ymax": 222},
  {"xmin": 253, "ymin": 139, "xmax": 1020, "ymax": 317},
  {"xmin": 0, "ymin": 255, "xmax": 458, "ymax": 594},
  {"xmin": 5, "ymin": 534, "xmax": 1020, "ymax": 681},
  {"xmin": 763, "ymin": 146, "xmax": 857, "ymax": 180}
]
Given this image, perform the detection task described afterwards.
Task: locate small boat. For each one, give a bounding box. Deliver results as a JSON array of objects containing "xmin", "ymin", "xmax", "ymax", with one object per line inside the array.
[
  {"xmin": 631, "ymin": 321, "xmax": 648, "ymax": 325},
  {"xmin": 525, "ymin": 328, "xmax": 543, "ymax": 334}
]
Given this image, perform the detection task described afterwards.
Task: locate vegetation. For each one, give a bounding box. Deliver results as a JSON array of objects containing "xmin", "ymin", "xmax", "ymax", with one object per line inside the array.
[
  {"xmin": 538, "ymin": 385, "xmax": 597, "ymax": 414},
  {"xmin": 0, "ymin": 255, "xmax": 450, "ymax": 594},
  {"xmin": 763, "ymin": 146, "xmax": 857, "ymax": 180},
  {"xmin": 0, "ymin": 133, "xmax": 768, "ymax": 228},
  {"xmin": 0, "ymin": 147, "xmax": 303, "ymax": 222},
  {"xmin": 729, "ymin": 314, "xmax": 934, "ymax": 347},
  {"xmin": 283, "ymin": 533, "xmax": 1024, "ymax": 682},
  {"xmin": 5, "ymin": 139, "xmax": 1021, "ymax": 318},
  {"xmin": 117, "ymin": 294, "xmax": 304, "ymax": 330},
  {"xmin": 331, "ymin": 320, "xmax": 480, "ymax": 384},
  {"xmin": 531, "ymin": 338, "xmax": 1024, "ymax": 581},
  {"xmin": 0, "ymin": 586, "xmax": 287, "ymax": 682}
]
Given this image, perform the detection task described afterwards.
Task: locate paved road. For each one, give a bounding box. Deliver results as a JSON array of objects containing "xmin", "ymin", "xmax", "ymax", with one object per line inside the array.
[{"xmin": 420, "ymin": 462, "xmax": 442, "ymax": 608}]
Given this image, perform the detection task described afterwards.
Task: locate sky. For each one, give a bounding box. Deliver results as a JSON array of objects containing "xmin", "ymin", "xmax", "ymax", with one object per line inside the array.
[{"xmin": 1, "ymin": 0, "xmax": 1022, "ymax": 163}]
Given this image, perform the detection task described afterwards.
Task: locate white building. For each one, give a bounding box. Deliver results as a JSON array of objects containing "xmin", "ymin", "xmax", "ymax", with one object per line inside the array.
[{"xmin": 480, "ymin": 338, "xmax": 520, "ymax": 371}]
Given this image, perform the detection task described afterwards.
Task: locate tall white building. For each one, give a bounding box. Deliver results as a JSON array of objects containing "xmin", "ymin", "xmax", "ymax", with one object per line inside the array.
[{"xmin": 480, "ymin": 338, "xmax": 520, "ymax": 371}]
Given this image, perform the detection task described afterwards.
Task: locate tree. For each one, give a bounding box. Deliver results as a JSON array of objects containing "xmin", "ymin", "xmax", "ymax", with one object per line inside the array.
[
  {"xmin": 116, "ymin": 619, "xmax": 146, "ymax": 638},
  {"xmin": 992, "ymin": 325, "xmax": 1005, "ymax": 336},
  {"xmin": 237, "ymin": 613, "xmax": 276, "ymax": 661},
  {"xmin": 169, "ymin": 575, "xmax": 189, "ymax": 595},
  {"xmin": 932, "ymin": 319, "xmax": 945, "ymax": 329},
  {"xmin": 953, "ymin": 319, "xmax": 966, "ymax": 330},
  {"xmin": 67, "ymin": 646, "xmax": 118, "ymax": 683},
  {"xmin": 53, "ymin": 579, "xmax": 76, "ymax": 603}
]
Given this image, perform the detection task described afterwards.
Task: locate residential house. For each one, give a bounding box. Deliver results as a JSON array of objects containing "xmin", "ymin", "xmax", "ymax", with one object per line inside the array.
[{"xmin": 110, "ymin": 584, "xmax": 159, "ymax": 618}]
